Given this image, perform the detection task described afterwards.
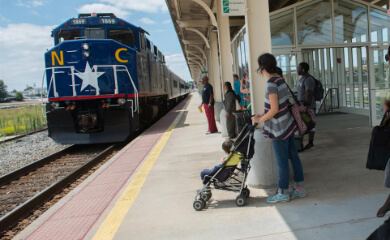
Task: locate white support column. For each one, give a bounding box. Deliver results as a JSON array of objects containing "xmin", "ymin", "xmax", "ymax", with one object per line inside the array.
[
  {"xmin": 216, "ymin": 0, "xmax": 234, "ymax": 86},
  {"xmin": 210, "ymin": 31, "xmax": 223, "ymax": 121},
  {"xmin": 216, "ymin": 0, "xmax": 234, "ymax": 127},
  {"xmin": 206, "ymin": 49, "xmax": 212, "ymax": 78},
  {"xmin": 245, "ymin": 0, "xmax": 278, "ymax": 188}
]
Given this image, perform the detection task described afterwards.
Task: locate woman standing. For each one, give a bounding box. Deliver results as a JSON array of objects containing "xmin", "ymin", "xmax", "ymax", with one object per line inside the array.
[
  {"xmin": 377, "ymin": 100, "xmax": 390, "ymax": 217},
  {"xmin": 252, "ymin": 53, "xmax": 307, "ymax": 203},
  {"xmin": 223, "ymin": 82, "xmax": 237, "ymax": 139}
]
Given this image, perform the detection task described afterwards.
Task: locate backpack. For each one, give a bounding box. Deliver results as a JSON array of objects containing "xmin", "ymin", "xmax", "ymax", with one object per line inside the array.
[{"xmin": 304, "ymin": 75, "xmax": 325, "ymax": 101}]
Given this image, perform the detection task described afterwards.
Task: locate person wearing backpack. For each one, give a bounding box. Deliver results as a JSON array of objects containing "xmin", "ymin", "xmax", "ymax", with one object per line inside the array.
[
  {"xmin": 223, "ymin": 82, "xmax": 238, "ymax": 139},
  {"xmin": 297, "ymin": 62, "xmax": 317, "ymax": 151}
]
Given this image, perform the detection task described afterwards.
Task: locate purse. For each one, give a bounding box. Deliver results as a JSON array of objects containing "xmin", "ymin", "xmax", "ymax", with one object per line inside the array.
[
  {"xmin": 366, "ymin": 111, "xmax": 390, "ymax": 171},
  {"xmin": 285, "ymin": 83, "xmax": 316, "ymax": 136}
]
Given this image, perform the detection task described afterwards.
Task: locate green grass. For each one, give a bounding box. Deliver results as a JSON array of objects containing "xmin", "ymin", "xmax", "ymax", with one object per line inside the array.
[{"xmin": 0, "ymin": 105, "xmax": 47, "ymax": 137}]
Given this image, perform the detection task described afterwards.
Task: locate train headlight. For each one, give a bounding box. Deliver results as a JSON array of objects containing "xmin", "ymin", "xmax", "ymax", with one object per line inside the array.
[
  {"xmin": 83, "ymin": 51, "xmax": 90, "ymax": 58},
  {"xmin": 118, "ymin": 98, "xmax": 126, "ymax": 105},
  {"xmin": 82, "ymin": 43, "xmax": 89, "ymax": 50},
  {"xmin": 52, "ymin": 102, "xmax": 60, "ymax": 108}
]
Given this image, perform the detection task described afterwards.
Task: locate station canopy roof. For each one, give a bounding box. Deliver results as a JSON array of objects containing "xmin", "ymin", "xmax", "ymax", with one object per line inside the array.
[{"xmin": 165, "ymin": 0, "xmax": 389, "ymax": 79}]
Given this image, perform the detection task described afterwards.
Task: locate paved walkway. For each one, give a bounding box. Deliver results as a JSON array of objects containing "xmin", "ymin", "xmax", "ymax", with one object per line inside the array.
[{"xmin": 17, "ymin": 93, "xmax": 389, "ymax": 239}]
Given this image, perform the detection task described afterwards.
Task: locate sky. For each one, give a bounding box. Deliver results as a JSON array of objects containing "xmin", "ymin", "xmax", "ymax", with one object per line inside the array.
[{"xmin": 0, "ymin": 0, "xmax": 191, "ymax": 91}]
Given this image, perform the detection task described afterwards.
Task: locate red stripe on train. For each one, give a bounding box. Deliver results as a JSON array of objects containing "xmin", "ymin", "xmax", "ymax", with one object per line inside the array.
[{"xmin": 48, "ymin": 94, "xmax": 134, "ymax": 102}]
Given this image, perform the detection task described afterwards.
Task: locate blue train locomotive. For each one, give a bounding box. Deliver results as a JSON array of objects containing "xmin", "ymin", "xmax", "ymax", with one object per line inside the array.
[{"xmin": 44, "ymin": 13, "xmax": 190, "ymax": 144}]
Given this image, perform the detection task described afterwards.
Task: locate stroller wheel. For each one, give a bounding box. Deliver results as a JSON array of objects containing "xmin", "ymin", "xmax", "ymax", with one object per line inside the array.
[
  {"xmin": 241, "ymin": 188, "xmax": 250, "ymax": 198},
  {"xmin": 236, "ymin": 195, "xmax": 246, "ymax": 207},
  {"xmin": 200, "ymin": 192, "xmax": 212, "ymax": 201},
  {"xmin": 193, "ymin": 199, "xmax": 206, "ymax": 211}
]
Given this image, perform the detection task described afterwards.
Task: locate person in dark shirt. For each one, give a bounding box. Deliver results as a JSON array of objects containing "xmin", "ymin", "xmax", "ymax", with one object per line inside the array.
[
  {"xmin": 223, "ymin": 82, "xmax": 237, "ymax": 139},
  {"xmin": 198, "ymin": 76, "xmax": 218, "ymax": 134},
  {"xmin": 297, "ymin": 62, "xmax": 316, "ymax": 151}
]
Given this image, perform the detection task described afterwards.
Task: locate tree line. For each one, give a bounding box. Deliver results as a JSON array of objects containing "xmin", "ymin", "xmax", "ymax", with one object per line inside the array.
[{"xmin": 0, "ymin": 80, "xmax": 24, "ymax": 102}]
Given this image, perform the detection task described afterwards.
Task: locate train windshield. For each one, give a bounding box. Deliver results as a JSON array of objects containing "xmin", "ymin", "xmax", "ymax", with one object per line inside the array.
[
  {"xmin": 58, "ymin": 30, "xmax": 81, "ymax": 43},
  {"xmin": 84, "ymin": 28, "xmax": 105, "ymax": 39},
  {"xmin": 108, "ymin": 29, "xmax": 135, "ymax": 44}
]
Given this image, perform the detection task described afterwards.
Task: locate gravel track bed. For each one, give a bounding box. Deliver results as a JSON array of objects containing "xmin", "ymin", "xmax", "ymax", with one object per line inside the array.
[
  {"xmin": 0, "ymin": 148, "xmax": 119, "ymax": 240},
  {"xmin": 0, "ymin": 132, "xmax": 69, "ymax": 176},
  {"xmin": 0, "ymin": 145, "xmax": 108, "ymax": 218}
]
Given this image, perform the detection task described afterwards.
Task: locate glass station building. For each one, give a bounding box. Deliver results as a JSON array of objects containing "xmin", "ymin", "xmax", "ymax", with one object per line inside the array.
[{"xmin": 230, "ymin": 0, "xmax": 390, "ymax": 126}]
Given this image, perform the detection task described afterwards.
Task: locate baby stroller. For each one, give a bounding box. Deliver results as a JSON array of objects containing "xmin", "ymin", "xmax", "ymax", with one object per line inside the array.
[{"xmin": 193, "ymin": 123, "xmax": 257, "ymax": 211}]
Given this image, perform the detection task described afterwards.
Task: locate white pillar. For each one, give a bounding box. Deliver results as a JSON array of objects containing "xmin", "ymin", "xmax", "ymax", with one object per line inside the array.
[
  {"xmin": 216, "ymin": 0, "xmax": 234, "ymax": 85},
  {"xmin": 216, "ymin": 0, "xmax": 234, "ymax": 127},
  {"xmin": 210, "ymin": 31, "xmax": 223, "ymax": 121},
  {"xmin": 245, "ymin": 0, "xmax": 278, "ymax": 188}
]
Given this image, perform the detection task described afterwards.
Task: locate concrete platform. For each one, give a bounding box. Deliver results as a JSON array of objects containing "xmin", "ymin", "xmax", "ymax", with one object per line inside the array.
[{"xmin": 17, "ymin": 93, "xmax": 389, "ymax": 240}]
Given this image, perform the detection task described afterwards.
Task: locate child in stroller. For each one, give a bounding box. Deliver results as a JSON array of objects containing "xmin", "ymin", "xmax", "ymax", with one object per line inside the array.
[
  {"xmin": 200, "ymin": 140, "xmax": 234, "ymax": 182},
  {"xmin": 193, "ymin": 124, "xmax": 256, "ymax": 211}
]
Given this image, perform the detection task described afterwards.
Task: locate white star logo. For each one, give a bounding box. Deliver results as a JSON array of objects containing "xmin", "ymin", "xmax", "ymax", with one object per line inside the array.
[{"xmin": 75, "ymin": 62, "xmax": 105, "ymax": 95}]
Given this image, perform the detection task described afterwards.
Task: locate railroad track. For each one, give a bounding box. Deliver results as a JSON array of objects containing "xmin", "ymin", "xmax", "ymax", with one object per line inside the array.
[
  {"xmin": 0, "ymin": 128, "xmax": 48, "ymax": 144},
  {"xmin": 0, "ymin": 144, "xmax": 116, "ymax": 234}
]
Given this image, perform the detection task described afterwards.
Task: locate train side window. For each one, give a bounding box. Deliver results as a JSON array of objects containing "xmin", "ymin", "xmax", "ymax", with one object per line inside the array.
[
  {"xmin": 146, "ymin": 38, "xmax": 151, "ymax": 51},
  {"xmin": 108, "ymin": 29, "xmax": 135, "ymax": 44},
  {"xmin": 173, "ymin": 80, "xmax": 178, "ymax": 88},
  {"xmin": 57, "ymin": 30, "xmax": 81, "ymax": 44},
  {"xmin": 140, "ymin": 33, "xmax": 145, "ymax": 50},
  {"xmin": 85, "ymin": 28, "xmax": 105, "ymax": 39},
  {"xmin": 153, "ymin": 46, "xmax": 158, "ymax": 56}
]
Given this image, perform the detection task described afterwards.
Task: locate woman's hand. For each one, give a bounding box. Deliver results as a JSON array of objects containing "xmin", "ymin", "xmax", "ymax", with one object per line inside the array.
[
  {"xmin": 251, "ymin": 115, "xmax": 264, "ymax": 123},
  {"xmin": 225, "ymin": 113, "xmax": 229, "ymax": 118},
  {"xmin": 220, "ymin": 157, "xmax": 225, "ymax": 164}
]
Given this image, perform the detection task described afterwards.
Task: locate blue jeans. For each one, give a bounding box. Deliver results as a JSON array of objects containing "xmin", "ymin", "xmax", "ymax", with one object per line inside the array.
[
  {"xmin": 272, "ymin": 135, "xmax": 305, "ymax": 190},
  {"xmin": 200, "ymin": 163, "xmax": 221, "ymax": 180}
]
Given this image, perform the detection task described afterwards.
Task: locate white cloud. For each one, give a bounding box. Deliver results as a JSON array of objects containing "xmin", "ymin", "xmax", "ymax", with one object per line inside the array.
[
  {"xmin": 100, "ymin": 0, "xmax": 168, "ymax": 13},
  {"xmin": 30, "ymin": 10, "xmax": 39, "ymax": 16},
  {"xmin": 77, "ymin": 3, "xmax": 130, "ymax": 19},
  {"xmin": 165, "ymin": 54, "xmax": 191, "ymax": 82},
  {"xmin": 139, "ymin": 17, "xmax": 156, "ymax": 25},
  {"xmin": 162, "ymin": 19, "xmax": 171, "ymax": 24},
  {"xmin": 0, "ymin": 23, "xmax": 54, "ymax": 91},
  {"xmin": 0, "ymin": 14, "xmax": 10, "ymax": 22},
  {"xmin": 16, "ymin": 0, "xmax": 45, "ymax": 8}
]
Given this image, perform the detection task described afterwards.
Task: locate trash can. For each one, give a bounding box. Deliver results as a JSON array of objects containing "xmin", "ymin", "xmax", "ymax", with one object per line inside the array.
[{"xmin": 233, "ymin": 110, "xmax": 252, "ymax": 134}]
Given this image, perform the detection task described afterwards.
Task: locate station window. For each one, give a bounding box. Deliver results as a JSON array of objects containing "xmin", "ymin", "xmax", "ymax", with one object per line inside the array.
[
  {"xmin": 108, "ymin": 29, "xmax": 135, "ymax": 44},
  {"xmin": 57, "ymin": 30, "xmax": 81, "ymax": 44},
  {"xmin": 84, "ymin": 28, "xmax": 105, "ymax": 39}
]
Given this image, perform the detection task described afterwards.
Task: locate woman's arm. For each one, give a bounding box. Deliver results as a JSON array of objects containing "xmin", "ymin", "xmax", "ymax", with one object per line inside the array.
[
  {"xmin": 240, "ymin": 82, "xmax": 251, "ymax": 94},
  {"xmin": 252, "ymin": 93, "xmax": 279, "ymax": 123}
]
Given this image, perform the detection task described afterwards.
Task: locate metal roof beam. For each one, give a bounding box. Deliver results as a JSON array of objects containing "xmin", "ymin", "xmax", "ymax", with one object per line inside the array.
[
  {"xmin": 187, "ymin": 54, "xmax": 205, "ymax": 66},
  {"xmin": 185, "ymin": 28, "xmax": 210, "ymax": 48},
  {"xmin": 190, "ymin": 0, "xmax": 218, "ymax": 27},
  {"xmin": 177, "ymin": 20, "xmax": 210, "ymax": 28},
  {"xmin": 182, "ymin": 39, "xmax": 205, "ymax": 45},
  {"xmin": 187, "ymin": 45, "xmax": 207, "ymax": 60}
]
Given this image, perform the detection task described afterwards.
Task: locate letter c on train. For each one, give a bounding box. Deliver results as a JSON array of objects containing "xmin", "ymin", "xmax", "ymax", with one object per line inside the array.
[{"xmin": 115, "ymin": 48, "xmax": 128, "ymax": 63}]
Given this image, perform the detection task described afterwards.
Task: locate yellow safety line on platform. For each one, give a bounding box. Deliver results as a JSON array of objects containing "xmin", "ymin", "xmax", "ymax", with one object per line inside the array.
[{"xmin": 92, "ymin": 100, "xmax": 190, "ymax": 240}]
